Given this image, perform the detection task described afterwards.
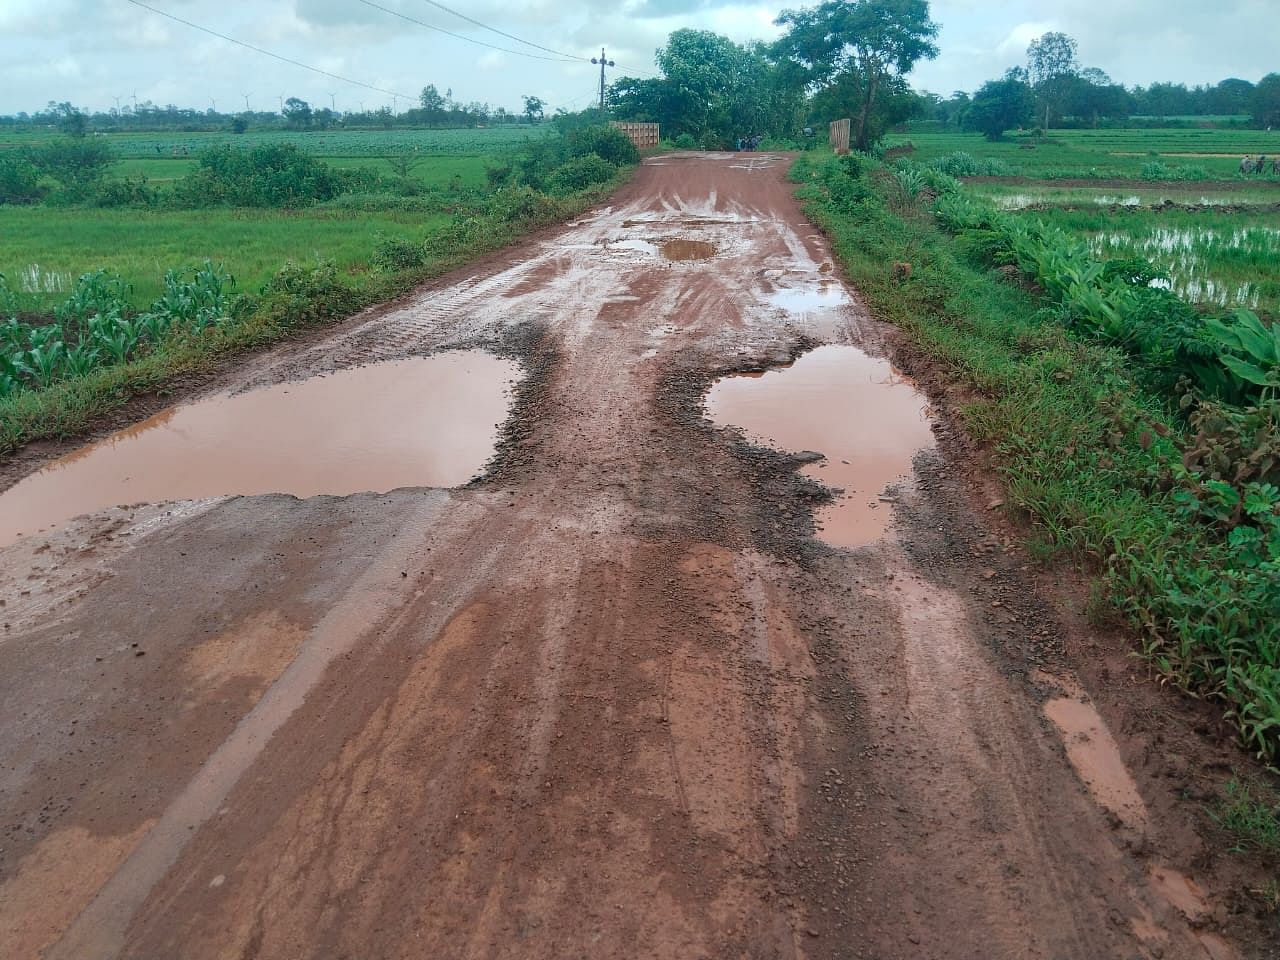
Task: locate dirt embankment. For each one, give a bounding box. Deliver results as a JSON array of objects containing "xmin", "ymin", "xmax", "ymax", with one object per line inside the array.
[{"xmin": 0, "ymin": 153, "xmax": 1275, "ymax": 960}]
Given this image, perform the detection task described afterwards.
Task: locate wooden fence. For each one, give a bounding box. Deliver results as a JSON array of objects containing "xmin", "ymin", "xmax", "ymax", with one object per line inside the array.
[
  {"xmin": 828, "ymin": 118, "xmax": 851, "ymax": 155},
  {"xmin": 611, "ymin": 121, "xmax": 661, "ymax": 151}
]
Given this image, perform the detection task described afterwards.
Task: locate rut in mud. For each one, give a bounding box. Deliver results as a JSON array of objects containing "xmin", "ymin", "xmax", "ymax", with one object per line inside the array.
[{"xmin": 0, "ymin": 153, "xmax": 1260, "ymax": 960}]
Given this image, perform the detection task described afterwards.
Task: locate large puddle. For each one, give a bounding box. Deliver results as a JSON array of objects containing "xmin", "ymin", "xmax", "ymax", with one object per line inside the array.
[
  {"xmin": 706, "ymin": 345, "xmax": 934, "ymax": 548},
  {"xmin": 0, "ymin": 352, "xmax": 519, "ymax": 545}
]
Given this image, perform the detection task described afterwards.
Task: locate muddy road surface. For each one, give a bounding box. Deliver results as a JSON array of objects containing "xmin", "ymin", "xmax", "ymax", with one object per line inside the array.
[{"xmin": 0, "ymin": 154, "xmax": 1256, "ymax": 959}]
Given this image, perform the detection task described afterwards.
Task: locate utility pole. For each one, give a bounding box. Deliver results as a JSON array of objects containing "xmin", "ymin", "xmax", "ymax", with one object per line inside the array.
[{"xmin": 590, "ymin": 47, "xmax": 615, "ymax": 113}]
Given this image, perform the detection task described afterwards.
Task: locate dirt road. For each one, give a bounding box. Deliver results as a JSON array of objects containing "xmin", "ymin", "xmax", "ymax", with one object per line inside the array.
[{"xmin": 0, "ymin": 154, "xmax": 1257, "ymax": 959}]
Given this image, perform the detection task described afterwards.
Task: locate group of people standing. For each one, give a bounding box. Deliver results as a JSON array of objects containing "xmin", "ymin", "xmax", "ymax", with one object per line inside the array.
[
  {"xmin": 735, "ymin": 135, "xmax": 765, "ymax": 151},
  {"xmin": 1240, "ymin": 154, "xmax": 1279, "ymax": 174}
]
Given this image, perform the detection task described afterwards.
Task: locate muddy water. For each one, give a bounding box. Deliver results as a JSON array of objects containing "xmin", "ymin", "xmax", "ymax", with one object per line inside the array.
[
  {"xmin": 706, "ymin": 345, "xmax": 934, "ymax": 548},
  {"xmin": 0, "ymin": 352, "xmax": 518, "ymax": 545},
  {"xmin": 612, "ymin": 238, "xmax": 718, "ymax": 260},
  {"xmin": 1044, "ymin": 696, "xmax": 1148, "ymax": 833}
]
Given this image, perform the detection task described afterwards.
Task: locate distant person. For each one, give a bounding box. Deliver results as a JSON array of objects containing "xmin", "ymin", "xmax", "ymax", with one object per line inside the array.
[
  {"xmin": 1257, "ymin": 155, "xmax": 1267, "ymax": 175},
  {"xmin": 735, "ymin": 137, "xmax": 743, "ymax": 151},
  {"xmin": 1241, "ymin": 155, "xmax": 1255, "ymax": 174},
  {"xmin": 1272, "ymin": 158, "xmax": 1279, "ymax": 174}
]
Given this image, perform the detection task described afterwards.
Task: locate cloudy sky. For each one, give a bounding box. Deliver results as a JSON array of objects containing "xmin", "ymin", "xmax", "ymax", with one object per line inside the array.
[{"xmin": 2, "ymin": 0, "xmax": 1275, "ymax": 116}]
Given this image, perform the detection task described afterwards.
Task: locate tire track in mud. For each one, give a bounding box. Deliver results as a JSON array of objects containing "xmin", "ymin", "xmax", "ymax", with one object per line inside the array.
[{"xmin": 0, "ymin": 153, "xmax": 1258, "ymax": 960}]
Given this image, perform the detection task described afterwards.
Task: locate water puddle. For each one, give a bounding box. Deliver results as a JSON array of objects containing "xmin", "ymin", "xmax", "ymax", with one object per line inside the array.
[
  {"xmin": 767, "ymin": 282, "xmax": 847, "ymax": 313},
  {"xmin": 0, "ymin": 352, "xmax": 519, "ymax": 545},
  {"xmin": 612, "ymin": 238, "xmax": 718, "ymax": 261},
  {"xmin": 705, "ymin": 345, "xmax": 934, "ymax": 548},
  {"xmin": 1044, "ymin": 696, "xmax": 1148, "ymax": 832}
]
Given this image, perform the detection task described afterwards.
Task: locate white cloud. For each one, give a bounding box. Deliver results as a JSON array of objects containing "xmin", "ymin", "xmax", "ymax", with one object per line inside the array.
[{"xmin": 1, "ymin": 0, "xmax": 1276, "ymax": 115}]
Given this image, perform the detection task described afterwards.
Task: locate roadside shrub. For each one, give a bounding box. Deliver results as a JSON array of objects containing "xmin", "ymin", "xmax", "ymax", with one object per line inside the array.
[
  {"xmin": 259, "ymin": 259, "xmax": 357, "ymax": 325},
  {"xmin": 0, "ymin": 154, "xmax": 42, "ymax": 204},
  {"xmin": 485, "ymin": 184, "xmax": 558, "ymax": 223},
  {"xmin": 93, "ymin": 177, "xmax": 157, "ymax": 207},
  {"xmin": 371, "ymin": 235, "xmax": 426, "ymax": 272},
  {"xmin": 674, "ymin": 133, "xmax": 698, "ymax": 150},
  {"xmin": 545, "ymin": 153, "xmax": 616, "ymax": 194},
  {"xmin": 171, "ymin": 143, "xmax": 359, "ymax": 207},
  {"xmin": 485, "ymin": 162, "xmax": 513, "ymax": 186},
  {"xmin": 928, "ymin": 151, "xmax": 1015, "ymax": 178},
  {"xmin": 567, "ymin": 125, "xmax": 640, "ymax": 166},
  {"xmin": 25, "ymin": 137, "xmax": 115, "ymax": 201}
]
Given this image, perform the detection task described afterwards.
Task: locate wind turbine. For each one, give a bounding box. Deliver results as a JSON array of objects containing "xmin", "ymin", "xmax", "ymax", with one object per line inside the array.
[
  {"xmin": 327, "ymin": 92, "xmax": 337, "ymax": 111},
  {"xmin": 243, "ymin": 92, "xmax": 253, "ymax": 112}
]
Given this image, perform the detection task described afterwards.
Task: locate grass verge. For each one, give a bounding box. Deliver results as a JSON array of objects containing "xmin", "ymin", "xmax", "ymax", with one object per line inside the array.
[{"xmin": 791, "ymin": 151, "xmax": 1280, "ymax": 761}]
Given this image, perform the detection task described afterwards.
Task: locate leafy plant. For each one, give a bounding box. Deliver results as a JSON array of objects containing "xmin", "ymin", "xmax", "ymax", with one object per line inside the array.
[{"xmin": 1205, "ymin": 310, "xmax": 1280, "ymax": 403}]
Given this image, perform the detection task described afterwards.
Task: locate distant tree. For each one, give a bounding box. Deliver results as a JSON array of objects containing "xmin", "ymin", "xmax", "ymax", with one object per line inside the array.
[
  {"xmin": 1067, "ymin": 68, "xmax": 1130, "ymax": 126},
  {"xmin": 774, "ymin": 0, "xmax": 939, "ymax": 151},
  {"xmin": 230, "ymin": 116, "xmax": 249, "ymax": 134},
  {"xmin": 964, "ymin": 69, "xmax": 1034, "ymax": 140},
  {"xmin": 1253, "ymin": 74, "xmax": 1280, "ymax": 128},
  {"xmin": 46, "ymin": 102, "xmax": 89, "ymax": 137},
  {"xmin": 387, "ymin": 145, "xmax": 423, "ymax": 179},
  {"xmin": 1209, "ymin": 78, "xmax": 1254, "ymax": 116},
  {"xmin": 522, "ymin": 95, "xmax": 545, "ymax": 123},
  {"xmin": 1026, "ymin": 31, "xmax": 1078, "ymax": 129},
  {"xmin": 282, "ymin": 97, "xmax": 312, "ymax": 130},
  {"xmin": 419, "ymin": 85, "xmax": 447, "ymax": 126}
]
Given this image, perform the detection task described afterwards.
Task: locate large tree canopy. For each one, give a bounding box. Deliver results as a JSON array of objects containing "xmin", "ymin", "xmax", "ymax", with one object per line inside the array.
[
  {"xmin": 609, "ymin": 29, "xmax": 802, "ymax": 147},
  {"xmin": 964, "ymin": 69, "xmax": 1034, "ymax": 141},
  {"xmin": 773, "ymin": 0, "xmax": 939, "ymax": 151},
  {"xmin": 1026, "ymin": 31, "xmax": 1079, "ymax": 129}
]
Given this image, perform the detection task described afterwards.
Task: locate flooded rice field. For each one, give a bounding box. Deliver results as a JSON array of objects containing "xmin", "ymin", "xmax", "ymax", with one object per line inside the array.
[
  {"xmin": 0, "ymin": 351, "xmax": 518, "ymax": 545},
  {"xmin": 972, "ymin": 186, "xmax": 1280, "ymax": 211},
  {"xmin": 706, "ymin": 344, "xmax": 934, "ymax": 548},
  {"xmin": 1087, "ymin": 224, "xmax": 1280, "ymax": 309}
]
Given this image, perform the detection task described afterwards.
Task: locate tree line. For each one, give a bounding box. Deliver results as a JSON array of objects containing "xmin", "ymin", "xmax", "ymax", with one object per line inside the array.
[
  {"xmin": 0, "ymin": 89, "xmax": 544, "ymax": 136},
  {"xmin": 926, "ymin": 34, "xmax": 1280, "ymax": 140}
]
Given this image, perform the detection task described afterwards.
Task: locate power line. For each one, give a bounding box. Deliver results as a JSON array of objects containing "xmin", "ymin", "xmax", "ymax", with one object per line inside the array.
[
  {"xmin": 417, "ymin": 0, "xmax": 585, "ymax": 61},
  {"xmin": 123, "ymin": 0, "xmax": 416, "ymax": 101},
  {"xmin": 355, "ymin": 0, "xmax": 579, "ymax": 63}
]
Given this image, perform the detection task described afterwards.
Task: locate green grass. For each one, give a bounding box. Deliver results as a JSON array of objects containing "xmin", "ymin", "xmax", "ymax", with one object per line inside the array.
[
  {"xmin": 887, "ymin": 128, "xmax": 1280, "ymax": 180},
  {"xmin": 0, "ymin": 206, "xmax": 448, "ymax": 307},
  {"xmin": 1215, "ymin": 777, "xmax": 1280, "ymax": 854},
  {"xmin": 793, "ymin": 150, "xmax": 1280, "ymax": 762},
  {"xmin": 114, "ymin": 154, "xmax": 492, "ymax": 189},
  {"xmin": 0, "ymin": 126, "xmax": 549, "ymax": 159}
]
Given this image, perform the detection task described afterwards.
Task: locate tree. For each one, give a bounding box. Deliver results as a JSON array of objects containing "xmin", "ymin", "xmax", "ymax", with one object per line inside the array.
[
  {"xmin": 964, "ymin": 69, "xmax": 1034, "ymax": 140},
  {"xmin": 1026, "ymin": 31, "xmax": 1078, "ymax": 129},
  {"xmin": 419, "ymin": 85, "xmax": 447, "ymax": 126},
  {"xmin": 522, "ymin": 96, "xmax": 545, "ymax": 123},
  {"xmin": 1209, "ymin": 78, "xmax": 1254, "ymax": 116},
  {"xmin": 1254, "ymin": 74, "xmax": 1280, "ymax": 129},
  {"xmin": 282, "ymin": 97, "xmax": 312, "ymax": 130},
  {"xmin": 774, "ymin": 0, "xmax": 939, "ymax": 151}
]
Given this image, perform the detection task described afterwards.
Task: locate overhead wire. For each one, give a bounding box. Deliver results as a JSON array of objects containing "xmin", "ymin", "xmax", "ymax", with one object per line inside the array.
[
  {"xmin": 416, "ymin": 0, "xmax": 585, "ymax": 61},
  {"xmin": 122, "ymin": 0, "xmax": 417, "ymax": 100},
  {"xmin": 355, "ymin": 0, "xmax": 580, "ymax": 63}
]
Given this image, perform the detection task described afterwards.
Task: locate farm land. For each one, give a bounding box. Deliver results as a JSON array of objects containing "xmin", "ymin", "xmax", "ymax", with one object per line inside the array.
[
  {"xmin": 887, "ymin": 126, "xmax": 1280, "ymax": 316},
  {"xmin": 0, "ymin": 126, "xmax": 545, "ymax": 309}
]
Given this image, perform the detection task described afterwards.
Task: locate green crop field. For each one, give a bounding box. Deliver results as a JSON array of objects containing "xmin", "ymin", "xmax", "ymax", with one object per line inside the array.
[
  {"xmin": 892, "ymin": 126, "xmax": 1280, "ymax": 317},
  {"xmin": 0, "ymin": 206, "xmax": 450, "ymax": 307},
  {"xmin": 886, "ymin": 128, "xmax": 1280, "ymax": 180},
  {"xmin": 0, "ymin": 125, "xmax": 548, "ymax": 158},
  {"xmin": 0, "ymin": 126, "xmax": 548, "ymax": 310}
]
